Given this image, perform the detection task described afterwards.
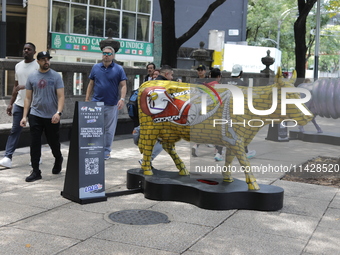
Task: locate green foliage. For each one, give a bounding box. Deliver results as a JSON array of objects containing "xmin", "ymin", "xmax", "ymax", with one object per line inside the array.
[
  {"xmin": 325, "ymin": 0, "xmax": 340, "ymax": 15},
  {"xmin": 247, "ymin": 0, "xmax": 339, "ymax": 74}
]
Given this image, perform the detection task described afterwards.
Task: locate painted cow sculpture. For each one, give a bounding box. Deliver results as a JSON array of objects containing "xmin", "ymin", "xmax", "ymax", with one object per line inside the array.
[
  {"xmin": 137, "ymin": 70, "xmax": 313, "ymax": 190},
  {"xmin": 298, "ymin": 78, "xmax": 340, "ymax": 133}
]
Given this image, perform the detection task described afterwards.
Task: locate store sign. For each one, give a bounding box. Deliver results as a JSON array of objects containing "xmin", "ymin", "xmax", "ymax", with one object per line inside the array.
[{"xmin": 51, "ymin": 32, "xmax": 153, "ymax": 57}]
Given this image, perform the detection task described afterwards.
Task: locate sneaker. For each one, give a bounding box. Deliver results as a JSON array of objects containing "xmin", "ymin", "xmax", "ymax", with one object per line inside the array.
[
  {"xmin": 0, "ymin": 157, "xmax": 12, "ymax": 168},
  {"xmin": 29, "ymin": 158, "xmax": 42, "ymax": 166},
  {"xmin": 52, "ymin": 156, "xmax": 63, "ymax": 174},
  {"xmin": 191, "ymin": 147, "xmax": 198, "ymax": 157},
  {"xmin": 246, "ymin": 150, "xmax": 256, "ymax": 159},
  {"xmin": 105, "ymin": 154, "xmax": 111, "ymax": 160},
  {"xmin": 25, "ymin": 170, "xmax": 42, "ymax": 182},
  {"xmin": 214, "ymin": 153, "xmax": 223, "ymax": 161}
]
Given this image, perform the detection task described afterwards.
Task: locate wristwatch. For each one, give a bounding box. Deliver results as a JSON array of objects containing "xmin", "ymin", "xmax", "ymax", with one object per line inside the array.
[
  {"xmin": 57, "ymin": 111, "xmax": 62, "ymax": 116},
  {"xmin": 120, "ymin": 98, "xmax": 125, "ymax": 101}
]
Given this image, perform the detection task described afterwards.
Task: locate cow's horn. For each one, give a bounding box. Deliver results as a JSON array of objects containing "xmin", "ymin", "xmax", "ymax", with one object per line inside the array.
[
  {"xmin": 275, "ymin": 67, "xmax": 284, "ymax": 87},
  {"xmin": 290, "ymin": 70, "xmax": 297, "ymax": 84}
]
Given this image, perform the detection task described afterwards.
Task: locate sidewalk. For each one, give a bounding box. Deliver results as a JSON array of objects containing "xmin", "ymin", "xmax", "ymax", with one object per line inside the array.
[{"xmin": 0, "ymin": 117, "xmax": 339, "ymax": 255}]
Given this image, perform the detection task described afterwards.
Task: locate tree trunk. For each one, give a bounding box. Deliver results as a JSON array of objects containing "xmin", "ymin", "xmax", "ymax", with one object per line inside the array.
[
  {"xmin": 159, "ymin": 0, "xmax": 178, "ymax": 67},
  {"xmin": 159, "ymin": 0, "xmax": 227, "ymax": 68},
  {"xmin": 294, "ymin": 0, "xmax": 317, "ymax": 85}
]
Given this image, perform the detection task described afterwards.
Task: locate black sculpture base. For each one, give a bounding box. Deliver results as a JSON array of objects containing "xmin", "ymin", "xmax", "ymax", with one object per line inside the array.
[
  {"xmin": 127, "ymin": 168, "xmax": 283, "ymax": 211},
  {"xmin": 290, "ymin": 130, "xmax": 340, "ymax": 146}
]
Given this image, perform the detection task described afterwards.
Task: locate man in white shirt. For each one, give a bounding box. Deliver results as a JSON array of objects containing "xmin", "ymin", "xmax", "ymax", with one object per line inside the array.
[{"xmin": 0, "ymin": 43, "xmax": 39, "ymax": 168}]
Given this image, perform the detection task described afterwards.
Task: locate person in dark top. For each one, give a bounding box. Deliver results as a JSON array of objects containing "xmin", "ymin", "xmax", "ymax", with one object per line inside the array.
[
  {"xmin": 155, "ymin": 65, "xmax": 173, "ymax": 81},
  {"xmin": 144, "ymin": 63, "xmax": 156, "ymax": 82}
]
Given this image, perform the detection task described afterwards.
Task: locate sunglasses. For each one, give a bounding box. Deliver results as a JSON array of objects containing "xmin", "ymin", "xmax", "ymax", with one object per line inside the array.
[{"xmin": 102, "ymin": 52, "xmax": 113, "ymax": 56}]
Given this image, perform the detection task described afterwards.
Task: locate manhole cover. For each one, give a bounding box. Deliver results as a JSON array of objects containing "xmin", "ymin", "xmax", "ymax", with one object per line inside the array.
[{"xmin": 108, "ymin": 210, "xmax": 170, "ymax": 225}]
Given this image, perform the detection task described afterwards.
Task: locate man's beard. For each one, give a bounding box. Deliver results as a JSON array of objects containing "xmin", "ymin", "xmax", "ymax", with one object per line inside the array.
[{"xmin": 41, "ymin": 64, "xmax": 50, "ymax": 70}]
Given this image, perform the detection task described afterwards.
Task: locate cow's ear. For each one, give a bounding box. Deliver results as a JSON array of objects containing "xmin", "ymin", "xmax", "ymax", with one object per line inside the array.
[{"xmin": 275, "ymin": 67, "xmax": 284, "ymax": 87}]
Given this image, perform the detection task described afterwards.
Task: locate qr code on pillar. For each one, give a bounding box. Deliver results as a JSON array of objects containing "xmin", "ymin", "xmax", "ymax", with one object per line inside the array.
[{"xmin": 84, "ymin": 158, "xmax": 99, "ymax": 175}]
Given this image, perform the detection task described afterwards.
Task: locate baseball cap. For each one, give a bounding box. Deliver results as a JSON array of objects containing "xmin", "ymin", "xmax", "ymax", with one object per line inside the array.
[
  {"xmin": 37, "ymin": 51, "xmax": 52, "ymax": 60},
  {"xmin": 231, "ymin": 64, "xmax": 242, "ymax": 77},
  {"xmin": 197, "ymin": 64, "xmax": 206, "ymax": 70}
]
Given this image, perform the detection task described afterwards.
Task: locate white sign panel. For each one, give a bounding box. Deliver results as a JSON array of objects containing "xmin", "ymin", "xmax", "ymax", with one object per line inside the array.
[{"xmin": 223, "ymin": 44, "xmax": 282, "ymax": 74}]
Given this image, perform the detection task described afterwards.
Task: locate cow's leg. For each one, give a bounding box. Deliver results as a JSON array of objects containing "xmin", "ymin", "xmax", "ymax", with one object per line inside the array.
[
  {"xmin": 162, "ymin": 143, "xmax": 189, "ymax": 175},
  {"xmin": 298, "ymin": 125, "xmax": 305, "ymax": 133},
  {"xmin": 311, "ymin": 118, "xmax": 323, "ymax": 133},
  {"xmin": 222, "ymin": 153, "xmax": 235, "ymax": 182},
  {"xmin": 141, "ymin": 139, "xmax": 157, "ymax": 175},
  {"xmin": 234, "ymin": 147, "xmax": 260, "ymax": 190}
]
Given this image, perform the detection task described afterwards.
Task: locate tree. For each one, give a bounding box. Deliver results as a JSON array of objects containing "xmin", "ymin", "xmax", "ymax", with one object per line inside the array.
[
  {"xmin": 294, "ymin": 0, "xmax": 317, "ymax": 83},
  {"xmin": 159, "ymin": 0, "xmax": 227, "ymax": 67},
  {"xmin": 247, "ymin": 0, "xmax": 297, "ymax": 71}
]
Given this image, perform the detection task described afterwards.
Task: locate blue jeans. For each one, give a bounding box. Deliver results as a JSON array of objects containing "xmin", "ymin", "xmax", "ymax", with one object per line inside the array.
[
  {"xmin": 104, "ymin": 105, "xmax": 118, "ymax": 156},
  {"xmin": 4, "ymin": 104, "xmax": 24, "ymax": 159},
  {"xmin": 132, "ymin": 126, "xmax": 163, "ymax": 160}
]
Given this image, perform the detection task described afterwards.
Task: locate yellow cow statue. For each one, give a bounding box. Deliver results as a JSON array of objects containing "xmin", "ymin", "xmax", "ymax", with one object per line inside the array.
[{"xmin": 137, "ymin": 69, "xmax": 313, "ymax": 190}]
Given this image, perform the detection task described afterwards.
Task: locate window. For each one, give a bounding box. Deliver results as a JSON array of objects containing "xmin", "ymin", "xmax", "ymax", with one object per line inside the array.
[
  {"xmin": 52, "ymin": 2, "xmax": 69, "ymax": 33},
  {"xmin": 89, "ymin": 7, "xmax": 104, "ymax": 36},
  {"xmin": 136, "ymin": 14, "xmax": 149, "ymax": 41},
  {"xmin": 51, "ymin": 0, "xmax": 151, "ymax": 41},
  {"xmin": 71, "ymin": 0, "xmax": 87, "ymax": 4},
  {"xmin": 123, "ymin": 0, "xmax": 136, "ymax": 11},
  {"xmin": 138, "ymin": 0, "xmax": 151, "ymax": 13},
  {"xmin": 90, "ymin": 0, "xmax": 105, "ymax": 6},
  {"xmin": 70, "ymin": 4, "xmax": 87, "ymax": 34},
  {"xmin": 122, "ymin": 12, "xmax": 136, "ymax": 39},
  {"xmin": 106, "ymin": 9, "xmax": 120, "ymax": 37},
  {"xmin": 107, "ymin": 0, "xmax": 120, "ymax": 9},
  {"xmin": 72, "ymin": 0, "xmax": 87, "ymax": 3}
]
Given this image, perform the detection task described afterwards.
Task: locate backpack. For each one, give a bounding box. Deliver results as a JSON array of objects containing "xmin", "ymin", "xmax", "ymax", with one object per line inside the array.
[{"xmin": 126, "ymin": 89, "xmax": 139, "ymax": 123}]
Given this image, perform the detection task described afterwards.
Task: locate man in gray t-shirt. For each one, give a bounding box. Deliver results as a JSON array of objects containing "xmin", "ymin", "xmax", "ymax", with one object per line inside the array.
[{"xmin": 20, "ymin": 51, "xmax": 65, "ymax": 182}]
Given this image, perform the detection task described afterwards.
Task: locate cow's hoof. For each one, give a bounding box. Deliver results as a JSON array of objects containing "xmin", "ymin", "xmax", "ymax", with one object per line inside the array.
[
  {"xmin": 247, "ymin": 182, "xmax": 260, "ymax": 190},
  {"xmin": 143, "ymin": 170, "xmax": 153, "ymax": 175},
  {"xmin": 223, "ymin": 177, "xmax": 234, "ymax": 183},
  {"xmin": 179, "ymin": 169, "xmax": 189, "ymax": 175}
]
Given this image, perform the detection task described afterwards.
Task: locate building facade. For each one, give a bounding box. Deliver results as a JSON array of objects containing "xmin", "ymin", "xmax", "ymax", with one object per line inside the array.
[{"xmin": 2, "ymin": 0, "xmax": 248, "ymax": 68}]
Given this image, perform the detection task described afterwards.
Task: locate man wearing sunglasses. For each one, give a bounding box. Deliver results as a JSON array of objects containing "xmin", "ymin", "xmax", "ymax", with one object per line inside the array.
[{"xmin": 85, "ymin": 46, "xmax": 127, "ymax": 160}]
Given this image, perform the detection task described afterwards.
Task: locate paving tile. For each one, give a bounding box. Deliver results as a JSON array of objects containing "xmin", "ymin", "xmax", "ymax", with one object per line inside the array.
[
  {"xmin": 318, "ymin": 207, "xmax": 340, "ymax": 230},
  {"xmin": 0, "ymin": 200, "xmax": 46, "ymax": 227},
  {"xmin": 0, "ymin": 227, "xmax": 79, "ymax": 255},
  {"xmin": 281, "ymin": 195, "xmax": 330, "ymax": 218},
  {"xmin": 94, "ymin": 221, "xmax": 212, "ymax": 253},
  {"xmin": 0, "ymin": 177, "xmax": 70, "ymax": 209},
  {"xmin": 11, "ymin": 207, "xmax": 112, "ymax": 240},
  {"xmin": 151, "ymin": 201, "xmax": 236, "ymax": 227},
  {"xmin": 304, "ymin": 226, "xmax": 340, "ymax": 254},
  {"xmin": 58, "ymin": 238, "xmax": 177, "ymax": 255},
  {"xmin": 219, "ymin": 210, "xmax": 319, "ymax": 241},
  {"xmin": 188, "ymin": 226, "xmax": 306, "ymax": 255},
  {"xmin": 273, "ymin": 180, "xmax": 338, "ymax": 201},
  {"xmin": 329, "ymin": 191, "xmax": 340, "ymax": 209}
]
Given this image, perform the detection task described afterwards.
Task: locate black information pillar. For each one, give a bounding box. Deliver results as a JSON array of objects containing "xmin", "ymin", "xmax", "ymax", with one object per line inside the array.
[
  {"xmin": 266, "ymin": 123, "xmax": 289, "ymax": 142},
  {"xmin": 62, "ymin": 101, "xmax": 107, "ymax": 204}
]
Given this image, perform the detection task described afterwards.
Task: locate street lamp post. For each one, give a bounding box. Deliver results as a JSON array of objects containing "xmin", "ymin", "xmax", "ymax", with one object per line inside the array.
[
  {"xmin": 314, "ymin": 0, "xmax": 321, "ymax": 80},
  {"xmin": 276, "ymin": 7, "xmax": 298, "ymax": 50},
  {"xmin": 262, "ymin": 38, "xmax": 278, "ymax": 47}
]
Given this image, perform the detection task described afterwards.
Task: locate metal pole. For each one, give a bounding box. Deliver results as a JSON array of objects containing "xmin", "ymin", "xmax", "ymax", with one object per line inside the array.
[
  {"xmin": 276, "ymin": 20, "xmax": 281, "ymax": 49},
  {"xmin": 314, "ymin": 0, "xmax": 321, "ymax": 80}
]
